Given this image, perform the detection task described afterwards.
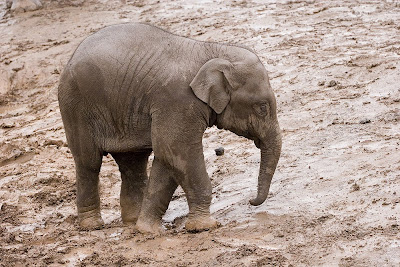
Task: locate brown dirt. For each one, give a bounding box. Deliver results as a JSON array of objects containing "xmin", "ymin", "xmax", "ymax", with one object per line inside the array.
[{"xmin": 1, "ymin": 0, "xmax": 399, "ymax": 266}]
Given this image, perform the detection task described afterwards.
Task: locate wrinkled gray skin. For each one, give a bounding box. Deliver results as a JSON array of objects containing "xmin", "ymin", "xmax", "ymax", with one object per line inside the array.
[{"xmin": 58, "ymin": 23, "xmax": 282, "ymax": 233}]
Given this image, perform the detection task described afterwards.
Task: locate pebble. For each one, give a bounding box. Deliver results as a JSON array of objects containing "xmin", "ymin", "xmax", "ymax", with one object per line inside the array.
[
  {"xmin": 360, "ymin": 119, "xmax": 371, "ymax": 124},
  {"xmin": 215, "ymin": 147, "xmax": 224, "ymax": 156},
  {"xmin": 327, "ymin": 80, "xmax": 337, "ymax": 87},
  {"xmin": 351, "ymin": 183, "xmax": 360, "ymax": 192}
]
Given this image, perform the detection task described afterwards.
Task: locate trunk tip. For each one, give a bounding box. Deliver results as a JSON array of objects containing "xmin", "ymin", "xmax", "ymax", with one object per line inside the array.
[{"xmin": 249, "ymin": 197, "xmax": 266, "ymax": 206}]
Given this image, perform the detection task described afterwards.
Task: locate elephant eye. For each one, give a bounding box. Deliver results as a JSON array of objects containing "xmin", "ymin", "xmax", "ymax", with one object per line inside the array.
[
  {"xmin": 260, "ymin": 103, "xmax": 267, "ymax": 113},
  {"xmin": 253, "ymin": 102, "xmax": 269, "ymax": 117}
]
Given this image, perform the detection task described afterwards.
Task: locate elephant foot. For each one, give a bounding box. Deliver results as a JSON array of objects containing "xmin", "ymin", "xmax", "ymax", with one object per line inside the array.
[
  {"xmin": 135, "ymin": 218, "xmax": 163, "ymax": 235},
  {"xmin": 121, "ymin": 204, "xmax": 139, "ymax": 225},
  {"xmin": 121, "ymin": 208, "xmax": 139, "ymax": 225},
  {"xmin": 185, "ymin": 216, "xmax": 221, "ymax": 233},
  {"xmin": 78, "ymin": 210, "xmax": 104, "ymax": 230}
]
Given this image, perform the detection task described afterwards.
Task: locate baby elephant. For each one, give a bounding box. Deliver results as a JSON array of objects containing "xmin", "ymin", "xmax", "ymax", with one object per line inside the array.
[{"xmin": 58, "ymin": 23, "xmax": 282, "ymax": 233}]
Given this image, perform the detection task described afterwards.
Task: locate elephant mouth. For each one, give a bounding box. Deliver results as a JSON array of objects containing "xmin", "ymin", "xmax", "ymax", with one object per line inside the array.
[
  {"xmin": 236, "ymin": 129, "xmax": 261, "ymax": 148},
  {"xmin": 254, "ymin": 138, "xmax": 261, "ymax": 149}
]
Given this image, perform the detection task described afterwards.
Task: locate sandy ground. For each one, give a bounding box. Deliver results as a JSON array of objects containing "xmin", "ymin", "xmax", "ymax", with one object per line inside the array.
[{"xmin": 1, "ymin": 0, "xmax": 400, "ymax": 266}]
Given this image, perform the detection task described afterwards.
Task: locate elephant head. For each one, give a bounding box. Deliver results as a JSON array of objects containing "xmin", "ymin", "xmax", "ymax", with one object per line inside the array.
[{"xmin": 190, "ymin": 52, "xmax": 282, "ymax": 206}]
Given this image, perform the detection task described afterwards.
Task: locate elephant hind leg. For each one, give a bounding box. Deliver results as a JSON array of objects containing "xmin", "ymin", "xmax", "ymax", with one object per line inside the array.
[
  {"xmin": 67, "ymin": 138, "xmax": 104, "ymax": 230},
  {"xmin": 60, "ymin": 100, "xmax": 104, "ymax": 230},
  {"xmin": 74, "ymin": 154, "xmax": 104, "ymax": 230},
  {"xmin": 111, "ymin": 150, "xmax": 152, "ymax": 224}
]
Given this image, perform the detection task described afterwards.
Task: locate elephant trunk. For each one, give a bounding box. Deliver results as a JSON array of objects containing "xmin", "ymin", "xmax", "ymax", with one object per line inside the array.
[{"xmin": 249, "ymin": 129, "xmax": 282, "ymax": 206}]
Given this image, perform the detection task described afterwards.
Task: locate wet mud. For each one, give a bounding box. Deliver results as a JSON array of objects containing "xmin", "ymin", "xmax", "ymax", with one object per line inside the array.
[{"xmin": 1, "ymin": 0, "xmax": 399, "ymax": 266}]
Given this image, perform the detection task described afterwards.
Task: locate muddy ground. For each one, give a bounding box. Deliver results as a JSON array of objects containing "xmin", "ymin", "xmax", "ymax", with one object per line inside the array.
[{"xmin": 0, "ymin": 0, "xmax": 399, "ymax": 266}]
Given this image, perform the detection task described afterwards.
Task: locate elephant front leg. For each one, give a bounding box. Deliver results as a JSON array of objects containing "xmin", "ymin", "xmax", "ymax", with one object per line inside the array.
[
  {"xmin": 180, "ymin": 160, "xmax": 220, "ymax": 232},
  {"xmin": 136, "ymin": 158, "xmax": 178, "ymax": 234},
  {"xmin": 143, "ymin": 110, "xmax": 219, "ymax": 233}
]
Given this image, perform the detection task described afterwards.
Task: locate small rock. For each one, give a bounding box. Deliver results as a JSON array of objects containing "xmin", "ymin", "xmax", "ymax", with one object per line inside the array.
[
  {"xmin": 0, "ymin": 122, "xmax": 15, "ymax": 128},
  {"xmin": 53, "ymin": 40, "xmax": 70, "ymax": 46},
  {"xmin": 351, "ymin": 183, "xmax": 360, "ymax": 192},
  {"xmin": 318, "ymin": 81, "xmax": 325, "ymax": 86},
  {"xmin": 9, "ymin": 0, "xmax": 42, "ymax": 12},
  {"xmin": 275, "ymin": 232, "xmax": 285, "ymax": 238},
  {"xmin": 368, "ymin": 63, "xmax": 380, "ymax": 69},
  {"xmin": 215, "ymin": 147, "xmax": 224, "ymax": 156},
  {"xmin": 43, "ymin": 139, "xmax": 66, "ymax": 147},
  {"xmin": 327, "ymin": 80, "xmax": 337, "ymax": 87},
  {"xmin": 359, "ymin": 119, "xmax": 371, "ymax": 124},
  {"xmin": 12, "ymin": 65, "xmax": 24, "ymax": 72}
]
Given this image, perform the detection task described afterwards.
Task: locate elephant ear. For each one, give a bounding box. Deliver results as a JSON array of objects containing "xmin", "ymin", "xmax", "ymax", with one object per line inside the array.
[{"xmin": 190, "ymin": 58, "xmax": 237, "ymax": 114}]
